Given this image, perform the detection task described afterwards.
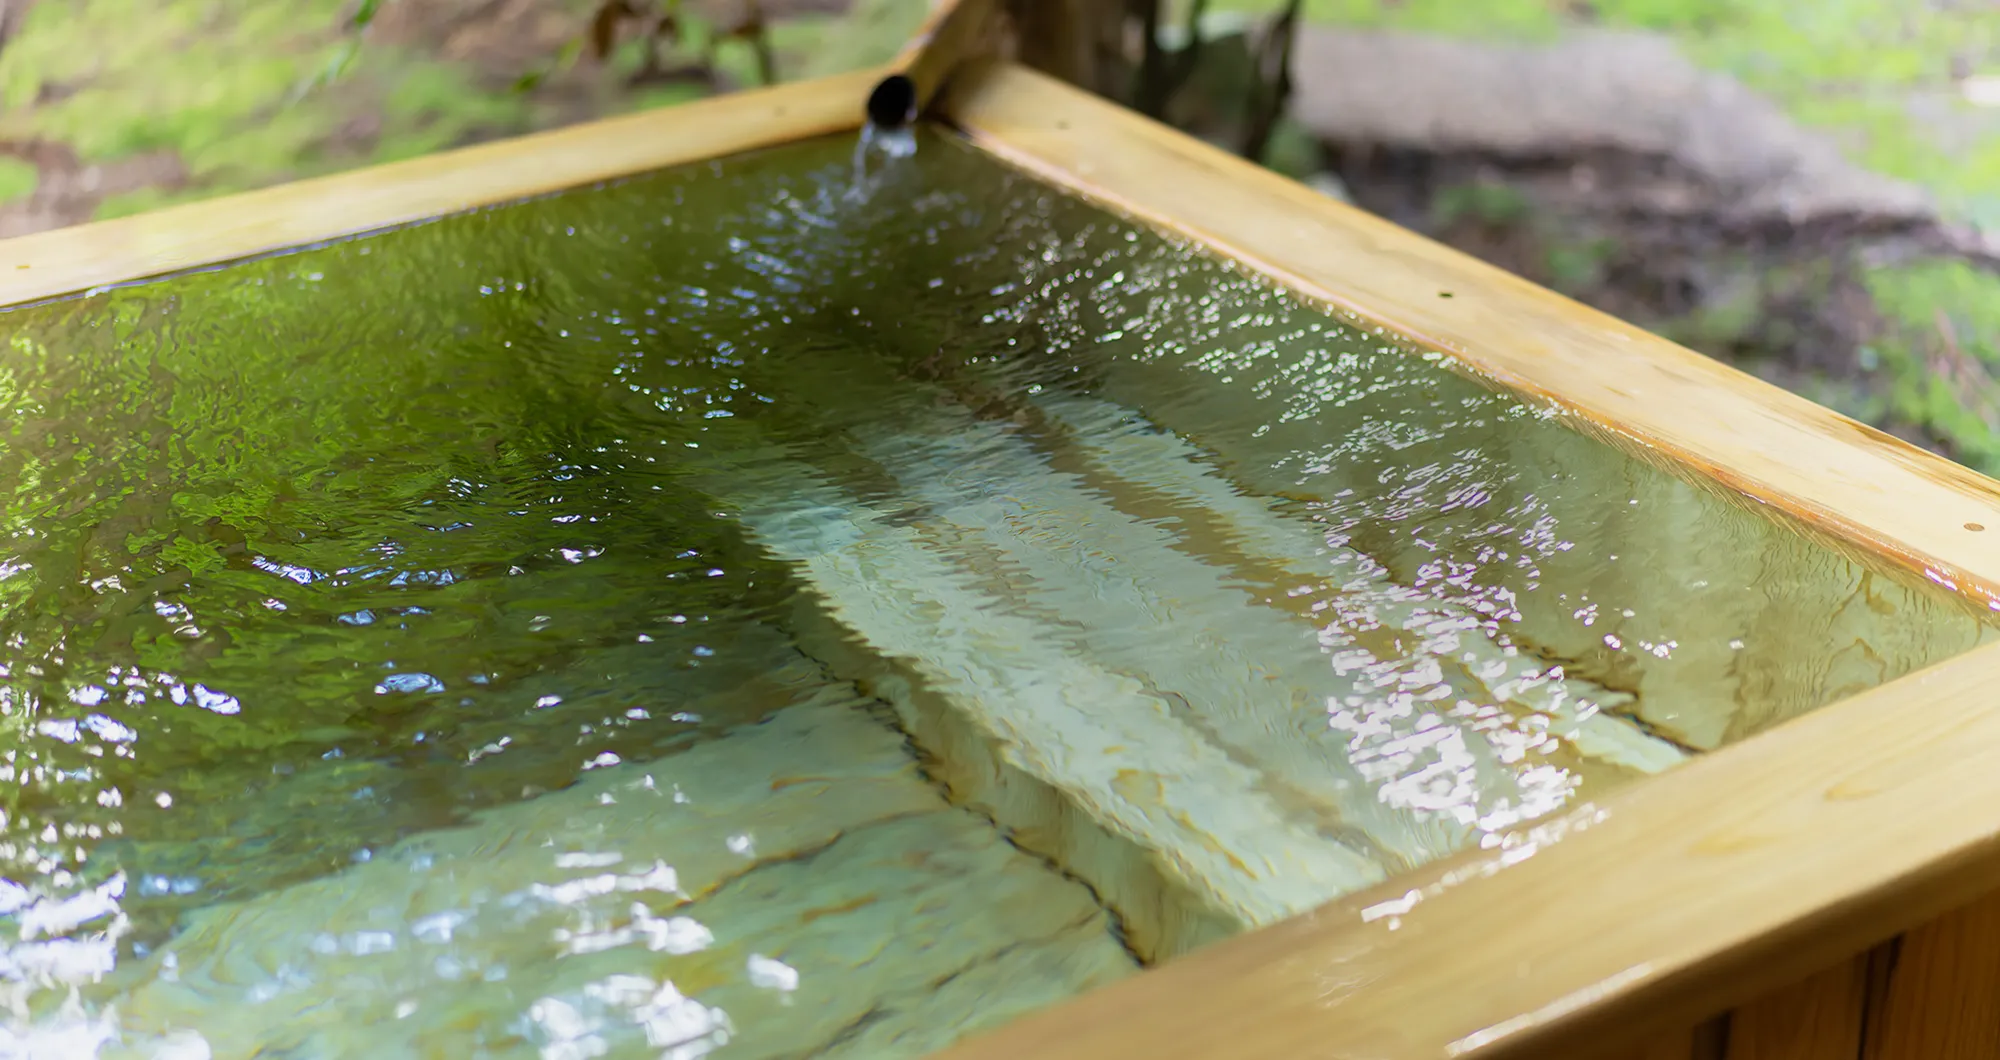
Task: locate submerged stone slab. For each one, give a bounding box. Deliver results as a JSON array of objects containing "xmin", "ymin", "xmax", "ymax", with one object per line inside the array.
[
  {"xmin": 781, "ymin": 346, "xmax": 1682, "ymax": 787},
  {"xmin": 869, "ymin": 392, "xmax": 1687, "ymax": 806},
  {"xmin": 695, "ymin": 454, "xmax": 1385, "ymax": 958},
  {"xmin": 1026, "ymin": 391, "xmax": 1688, "ymax": 779},
  {"xmin": 683, "ymin": 375, "xmax": 1698, "ymax": 959},
  {"xmin": 99, "ymin": 696, "xmax": 1133, "ymax": 1058},
  {"xmin": 849, "ymin": 405, "xmax": 1471, "ymax": 863}
]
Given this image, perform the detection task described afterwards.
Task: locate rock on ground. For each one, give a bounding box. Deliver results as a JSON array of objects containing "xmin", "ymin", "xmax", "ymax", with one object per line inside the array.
[{"xmin": 1288, "ymin": 25, "xmax": 1936, "ymax": 231}]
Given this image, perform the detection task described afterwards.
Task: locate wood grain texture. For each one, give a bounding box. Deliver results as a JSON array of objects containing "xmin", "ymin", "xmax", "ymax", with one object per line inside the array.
[
  {"xmin": 1866, "ymin": 889, "xmax": 2000, "ymax": 1059},
  {"xmin": 922, "ymin": 638, "xmax": 2000, "ymax": 1060},
  {"xmin": 1725, "ymin": 955, "xmax": 1867, "ymax": 1060},
  {"xmin": 0, "ymin": 68, "xmax": 880, "ymax": 309},
  {"xmin": 1600, "ymin": 1025, "xmax": 1699, "ymax": 1060},
  {"xmin": 888, "ymin": 0, "xmax": 1004, "ymax": 113},
  {"xmin": 1857, "ymin": 940, "xmax": 1901, "ymax": 1059},
  {"xmin": 1582, "ymin": 1013, "xmax": 1726, "ymax": 1060},
  {"xmin": 1640, "ymin": 1034, "xmax": 1698, "ymax": 1060},
  {"xmin": 937, "ymin": 61, "xmax": 2000, "ymax": 605}
]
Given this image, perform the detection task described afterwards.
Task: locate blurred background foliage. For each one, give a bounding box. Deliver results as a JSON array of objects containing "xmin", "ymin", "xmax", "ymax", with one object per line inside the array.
[{"xmin": 4, "ymin": 0, "xmax": 2000, "ymax": 474}]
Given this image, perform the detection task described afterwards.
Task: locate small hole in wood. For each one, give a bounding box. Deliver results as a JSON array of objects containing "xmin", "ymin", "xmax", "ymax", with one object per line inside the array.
[
  {"xmin": 1968, "ymin": 522, "xmax": 1987, "ymax": 532},
  {"xmin": 1439, "ymin": 291, "xmax": 1454, "ymax": 298}
]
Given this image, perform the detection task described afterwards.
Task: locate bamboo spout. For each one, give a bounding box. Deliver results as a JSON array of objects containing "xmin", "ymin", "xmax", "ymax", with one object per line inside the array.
[{"xmin": 866, "ymin": 0, "xmax": 1003, "ymax": 130}]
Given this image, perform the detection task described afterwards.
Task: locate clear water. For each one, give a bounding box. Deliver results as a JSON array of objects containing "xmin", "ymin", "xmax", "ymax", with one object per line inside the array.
[{"xmin": 0, "ymin": 129, "xmax": 1990, "ymax": 1057}]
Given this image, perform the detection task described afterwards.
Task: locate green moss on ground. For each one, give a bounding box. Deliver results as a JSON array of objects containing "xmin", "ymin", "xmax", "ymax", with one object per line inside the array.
[
  {"xmin": 93, "ymin": 185, "xmax": 212, "ymax": 221},
  {"xmin": 0, "ymin": 0, "xmax": 538, "ymax": 203},
  {"xmin": 0, "ymin": 0, "xmax": 929, "ymax": 225},
  {"xmin": 4, "ymin": 0, "xmax": 350, "ymax": 176},
  {"xmin": 1863, "ymin": 260, "xmax": 2000, "ymax": 473},
  {"xmin": 0, "ymin": 157, "xmax": 37, "ymax": 205}
]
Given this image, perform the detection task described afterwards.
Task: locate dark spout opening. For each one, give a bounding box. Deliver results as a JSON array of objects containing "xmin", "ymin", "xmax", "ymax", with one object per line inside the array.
[{"xmin": 866, "ymin": 74, "xmax": 918, "ymax": 130}]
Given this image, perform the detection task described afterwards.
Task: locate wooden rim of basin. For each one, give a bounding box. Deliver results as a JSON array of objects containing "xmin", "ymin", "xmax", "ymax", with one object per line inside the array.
[
  {"xmin": 0, "ymin": 65, "xmax": 883, "ymax": 311},
  {"xmin": 5, "ymin": 58, "xmax": 2000, "ymax": 1060}
]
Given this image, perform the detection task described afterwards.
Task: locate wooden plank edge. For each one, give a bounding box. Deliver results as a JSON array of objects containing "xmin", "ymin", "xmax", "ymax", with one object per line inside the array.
[
  {"xmin": 0, "ymin": 66, "xmax": 884, "ymax": 309},
  {"xmin": 935, "ymin": 60, "xmax": 2000, "ymax": 606},
  {"xmin": 890, "ymin": 0, "xmax": 1005, "ymax": 111},
  {"xmin": 923, "ymin": 638, "xmax": 2000, "ymax": 1060}
]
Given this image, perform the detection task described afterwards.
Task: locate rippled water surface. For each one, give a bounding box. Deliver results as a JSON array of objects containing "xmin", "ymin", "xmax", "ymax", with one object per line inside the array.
[{"xmin": 0, "ymin": 129, "xmax": 1992, "ymax": 1057}]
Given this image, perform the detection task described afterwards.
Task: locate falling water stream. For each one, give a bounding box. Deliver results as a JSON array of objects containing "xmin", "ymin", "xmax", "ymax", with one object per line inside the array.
[{"xmin": 849, "ymin": 121, "xmax": 919, "ymax": 202}]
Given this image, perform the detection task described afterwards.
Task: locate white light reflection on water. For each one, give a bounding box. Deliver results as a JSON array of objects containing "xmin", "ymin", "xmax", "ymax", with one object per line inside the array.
[
  {"xmin": 526, "ymin": 974, "xmax": 734, "ymax": 1060},
  {"xmin": 746, "ymin": 953, "xmax": 799, "ymax": 993},
  {"xmin": 0, "ymin": 876, "xmax": 131, "ymax": 1058}
]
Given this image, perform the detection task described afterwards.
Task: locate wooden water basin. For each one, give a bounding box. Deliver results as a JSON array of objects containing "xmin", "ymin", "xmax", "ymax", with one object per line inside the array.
[{"xmin": 4, "ymin": 55, "xmax": 2000, "ymax": 1060}]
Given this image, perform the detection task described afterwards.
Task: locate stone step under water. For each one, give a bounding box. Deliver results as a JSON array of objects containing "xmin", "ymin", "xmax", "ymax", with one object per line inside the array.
[
  {"xmin": 95, "ymin": 381, "xmax": 1711, "ymax": 1055},
  {"xmin": 98, "ymin": 688, "xmax": 1135, "ymax": 1059},
  {"xmin": 1024, "ymin": 391, "xmax": 1688, "ymax": 778},
  {"xmin": 687, "ymin": 377, "xmax": 1687, "ymax": 961}
]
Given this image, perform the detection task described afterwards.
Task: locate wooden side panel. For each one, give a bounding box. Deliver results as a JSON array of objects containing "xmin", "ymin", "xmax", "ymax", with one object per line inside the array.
[
  {"xmin": 1867, "ymin": 890, "xmax": 2000, "ymax": 1059},
  {"xmin": 1611, "ymin": 1029, "xmax": 1696, "ymax": 1060},
  {"xmin": 1603, "ymin": 1018, "xmax": 1722, "ymax": 1060},
  {"xmin": 891, "ymin": 0, "xmax": 1005, "ymax": 110},
  {"xmin": 1725, "ymin": 955, "xmax": 1868, "ymax": 1060},
  {"xmin": 1645, "ymin": 898, "xmax": 2000, "ymax": 1060}
]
